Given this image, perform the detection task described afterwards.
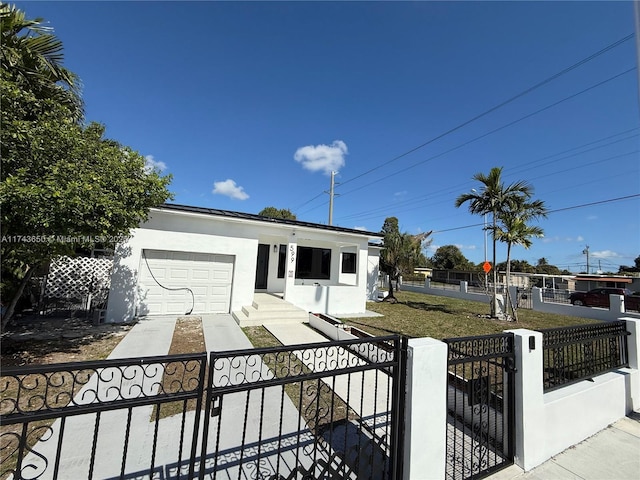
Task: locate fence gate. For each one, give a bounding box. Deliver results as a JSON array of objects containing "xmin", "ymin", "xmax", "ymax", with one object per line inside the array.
[
  {"xmin": 199, "ymin": 335, "xmax": 407, "ymax": 480},
  {"xmin": 443, "ymin": 333, "xmax": 515, "ymax": 480},
  {"xmin": 1, "ymin": 353, "xmax": 207, "ymax": 480}
]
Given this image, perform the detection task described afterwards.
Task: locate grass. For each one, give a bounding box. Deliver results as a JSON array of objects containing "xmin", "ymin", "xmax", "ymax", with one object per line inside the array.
[
  {"xmin": 341, "ymin": 290, "xmax": 597, "ymax": 339},
  {"xmin": 242, "ymin": 326, "xmax": 356, "ymax": 433}
]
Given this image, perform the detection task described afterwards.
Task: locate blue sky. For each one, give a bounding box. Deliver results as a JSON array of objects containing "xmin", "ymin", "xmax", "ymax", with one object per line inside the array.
[{"xmin": 17, "ymin": 1, "xmax": 640, "ymax": 272}]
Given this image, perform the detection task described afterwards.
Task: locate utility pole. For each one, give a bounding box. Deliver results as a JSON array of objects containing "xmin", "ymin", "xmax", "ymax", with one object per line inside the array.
[
  {"xmin": 583, "ymin": 245, "xmax": 590, "ymax": 274},
  {"xmin": 492, "ymin": 201, "xmax": 499, "ymax": 318},
  {"xmin": 635, "ymin": 1, "xmax": 640, "ymax": 113},
  {"xmin": 328, "ymin": 171, "xmax": 336, "ymax": 225}
]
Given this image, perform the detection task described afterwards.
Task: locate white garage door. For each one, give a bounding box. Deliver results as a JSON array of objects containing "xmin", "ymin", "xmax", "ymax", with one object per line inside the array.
[{"xmin": 138, "ymin": 250, "xmax": 234, "ymax": 315}]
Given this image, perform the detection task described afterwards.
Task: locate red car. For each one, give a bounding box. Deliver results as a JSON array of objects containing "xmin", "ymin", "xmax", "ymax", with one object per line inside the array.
[{"xmin": 569, "ymin": 288, "xmax": 640, "ymax": 311}]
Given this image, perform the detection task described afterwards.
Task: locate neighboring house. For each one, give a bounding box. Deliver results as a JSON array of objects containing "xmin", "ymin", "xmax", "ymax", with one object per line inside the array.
[
  {"xmin": 413, "ymin": 267, "xmax": 433, "ymax": 277},
  {"xmin": 507, "ymin": 272, "xmax": 575, "ymax": 290},
  {"xmin": 574, "ymin": 275, "xmax": 640, "ymax": 293},
  {"xmin": 106, "ymin": 204, "xmax": 383, "ymax": 322},
  {"xmin": 431, "ymin": 269, "xmax": 482, "ymax": 285}
]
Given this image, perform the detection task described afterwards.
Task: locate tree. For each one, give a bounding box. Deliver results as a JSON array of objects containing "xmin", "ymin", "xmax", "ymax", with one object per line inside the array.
[
  {"xmin": 379, "ymin": 217, "xmax": 431, "ymax": 303},
  {"xmin": 258, "ymin": 206, "xmax": 296, "ymax": 220},
  {"xmin": 619, "ymin": 255, "xmax": 640, "ymax": 274},
  {"xmin": 430, "ymin": 245, "xmax": 473, "ymax": 270},
  {"xmin": 455, "ymin": 167, "xmax": 535, "ymax": 318},
  {"xmin": 0, "ymin": 4, "xmax": 82, "ymax": 120},
  {"xmin": 535, "ymin": 257, "xmax": 561, "ymax": 275},
  {"xmin": 496, "ymin": 259, "xmax": 535, "ymax": 273},
  {"xmin": 494, "ymin": 199, "xmax": 546, "ymax": 320},
  {"xmin": 1, "ymin": 6, "xmax": 173, "ymax": 328}
]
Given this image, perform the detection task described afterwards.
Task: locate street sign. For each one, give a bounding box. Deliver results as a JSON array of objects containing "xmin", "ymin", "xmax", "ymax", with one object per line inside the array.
[{"xmin": 483, "ymin": 261, "xmax": 492, "ymax": 273}]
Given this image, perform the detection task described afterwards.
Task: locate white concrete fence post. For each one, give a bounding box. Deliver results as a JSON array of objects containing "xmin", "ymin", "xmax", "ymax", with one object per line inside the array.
[
  {"xmin": 460, "ymin": 281, "xmax": 468, "ymax": 293},
  {"xmin": 505, "ymin": 328, "xmax": 546, "ymax": 471},
  {"xmin": 531, "ymin": 287, "xmax": 543, "ymax": 310},
  {"xmin": 622, "ymin": 317, "xmax": 640, "ymax": 411},
  {"xmin": 508, "ymin": 285, "xmax": 518, "ymax": 311},
  {"xmin": 610, "ymin": 294, "xmax": 624, "ymax": 315},
  {"xmin": 403, "ymin": 338, "xmax": 448, "ymax": 480}
]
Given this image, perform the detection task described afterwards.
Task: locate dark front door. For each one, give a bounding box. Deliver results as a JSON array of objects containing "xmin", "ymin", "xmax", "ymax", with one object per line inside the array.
[{"xmin": 255, "ymin": 243, "xmax": 269, "ymax": 289}]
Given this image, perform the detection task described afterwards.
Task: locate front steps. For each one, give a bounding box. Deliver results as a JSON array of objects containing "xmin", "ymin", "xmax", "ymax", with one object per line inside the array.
[{"xmin": 232, "ymin": 293, "xmax": 309, "ymax": 326}]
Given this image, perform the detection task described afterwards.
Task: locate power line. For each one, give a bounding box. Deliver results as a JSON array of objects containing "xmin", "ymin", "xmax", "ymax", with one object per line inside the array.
[
  {"xmin": 334, "ymin": 130, "xmax": 639, "ymax": 223},
  {"xmin": 293, "ymin": 33, "xmax": 635, "ymax": 212},
  {"xmin": 430, "ymin": 194, "xmax": 640, "ymax": 234},
  {"xmin": 332, "ymin": 67, "xmax": 636, "ymax": 201},
  {"xmin": 299, "ymin": 66, "xmax": 635, "ymax": 218},
  {"xmin": 337, "ymin": 33, "xmax": 635, "ymax": 188}
]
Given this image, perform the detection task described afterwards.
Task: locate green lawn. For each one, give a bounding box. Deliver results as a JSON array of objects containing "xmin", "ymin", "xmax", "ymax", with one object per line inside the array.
[{"xmin": 340, "ymin": 290, "xmax": 597, "ymax": 339}]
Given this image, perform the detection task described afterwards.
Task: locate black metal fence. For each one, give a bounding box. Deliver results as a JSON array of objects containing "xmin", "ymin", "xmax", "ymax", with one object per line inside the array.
[
  {"xmin": 540, "ymin": 288, "xmax": 572, "ymax": 305},
  {"xmin": 0, "ymin": 353, "xmax": 207, "ymax": 480},
  {"xmin": 443, "ymin": 333, "xmax": 516, "ymax": 480},
  {"xmin": 539, "ymin": 321, "xmax": 629, "ymax": 392},
  {"xmin": 1, "ymin": 336, "xmax": 407, "ymax": 480},
  {"xmin": 201, "ymin": 335, "xmax": 407, "ymax": 480}
]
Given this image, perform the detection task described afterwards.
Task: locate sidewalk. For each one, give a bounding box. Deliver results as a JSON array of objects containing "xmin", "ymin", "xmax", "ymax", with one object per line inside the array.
[{"xmin": 490, "ymin": 412, "xmax": 640, "ymax": 480}]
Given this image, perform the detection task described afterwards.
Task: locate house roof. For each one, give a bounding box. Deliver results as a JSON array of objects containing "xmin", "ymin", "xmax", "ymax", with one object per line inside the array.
[
  {"xmin": 574, "ymin": 275, "xmax": 632, "ymax": 284},
  {"xmin": 156, "ymin": 203, "xmax": 384, "ymax": 238}
]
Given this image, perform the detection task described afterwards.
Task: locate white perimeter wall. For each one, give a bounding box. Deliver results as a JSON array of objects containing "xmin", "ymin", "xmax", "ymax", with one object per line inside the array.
[
  {"xmin": 403, "ymin": 281, "xmax": 640, "ymax": 322},
  {"xmin": 508, "ymin": 319, "xmax": 640, "ymax": 470},
  {"xmin": 530, "ymin": 287, "xmax": 640, "ymax": 321},
  {"xmin": 307, "ymin": 313, "xmax": 640, "ymax": 475}
]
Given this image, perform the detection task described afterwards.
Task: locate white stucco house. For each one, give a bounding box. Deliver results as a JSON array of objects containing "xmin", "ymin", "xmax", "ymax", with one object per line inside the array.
[{"xmin": 105, "ymin": 204, "xmax": 384, "ymax": 323}]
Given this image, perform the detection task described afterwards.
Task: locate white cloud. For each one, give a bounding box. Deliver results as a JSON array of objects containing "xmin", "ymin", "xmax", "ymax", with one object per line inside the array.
[
  {"xmin": 293, "ymin": 140, "xmax": 347, "ymax": 175},
  {"xmin": 212, "ymin": 179, "xmax": 249, "ymax": 200},
  {"xmin": 144, "ymin": 155, "xmax": 167, "ymax": 173},
  {"xmin": 394, "ymin": 190, "xmax": 407, "ymax": 197},
  {"xmin": 455, "ymin": 244, "xmax": 477, "ymax": 251},
  {"xmin": 591, "ymin": 250, "xmax": 621, "ymax": 259},
  {"xmin": 353, "ymin": 226, "xmax": 367, "ymax": 231},
  {"xmin": 543, "ymin": 235, "xmax": 585, "ymax": 244},
  {"xmin": 587, "ymin": 215, "xmax": 598, "ymax": 221}
]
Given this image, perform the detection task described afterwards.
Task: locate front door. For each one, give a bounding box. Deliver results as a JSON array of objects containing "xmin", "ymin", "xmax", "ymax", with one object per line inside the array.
[{"xmin": 255, "ymin": 243, "xmax": 270, "ymax": 289}]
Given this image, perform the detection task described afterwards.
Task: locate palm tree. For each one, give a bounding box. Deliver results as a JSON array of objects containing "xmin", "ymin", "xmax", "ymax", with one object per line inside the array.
[
  {"xmin": 1, "ymin": 4, "xmax": 83, "ymax": 120},
  {"xmin": 380, "ymin": 217, "xmax": 432, "ymax": 303},
  {"xmin": 455, "ymin": 167, "xmax": 535, "ymax": 318},
  {"xmin": 495, "ymin": 198, "xmax": 546, "ymax": 320}
]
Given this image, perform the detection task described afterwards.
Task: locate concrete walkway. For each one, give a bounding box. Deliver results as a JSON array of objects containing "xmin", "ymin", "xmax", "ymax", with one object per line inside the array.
[
  {"xmin": 265, "ymin": 323, "xmax": 394, "ymax": 440},
  {"xmin": 490, "ymin": 413, "xmax": 640, "ymax": 480},
  {"xmin": 107, "ymin": 315, "xmax": 177, "ymax": 359}
]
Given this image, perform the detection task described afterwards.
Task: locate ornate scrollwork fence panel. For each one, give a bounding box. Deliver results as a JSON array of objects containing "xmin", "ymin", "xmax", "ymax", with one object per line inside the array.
[
  {"xmin": 539, "ymin": 320, "xmax": 629, "ymax": 392},
  {"xmin": 200, "ymin": 335, "xmax": 407, "ymax": 480},
  {"xmin": 443, "ymin": 333, "xmax": 516, "ymax": 480},
  {"xmin": 0, "ymin": 353, "xmax": 207, "ymax": 480}
]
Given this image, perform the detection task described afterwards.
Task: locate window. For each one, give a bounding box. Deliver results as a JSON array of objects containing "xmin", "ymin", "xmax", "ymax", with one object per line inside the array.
[
  {"xmin": 342, "ymin": 252, "xmax": 357, "ymax": 274},
  {"xmin": 277, "ymin": 245, "xmax": 286, "ymax": 278},
  {"xmin": 296, "ymin": 247, "xmax": 331, "ymax": 279}
]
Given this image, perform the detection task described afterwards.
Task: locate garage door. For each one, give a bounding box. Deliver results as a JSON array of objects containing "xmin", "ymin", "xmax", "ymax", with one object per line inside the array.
[{"xmin": 138, "ymin": 250, "xmax": 234, "ymax": 315}]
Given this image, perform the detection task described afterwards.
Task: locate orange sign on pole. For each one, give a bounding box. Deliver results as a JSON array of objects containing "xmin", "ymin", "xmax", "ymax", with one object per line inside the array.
[{"xmin": 482, "ymin": 261, "xmax": 492, "ymax": 273}]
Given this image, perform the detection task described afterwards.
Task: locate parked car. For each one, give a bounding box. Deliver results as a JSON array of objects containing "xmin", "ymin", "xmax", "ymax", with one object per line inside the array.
[{"xmin": 569, "ymin": 288, "xmax": 640, "ymax": 310}]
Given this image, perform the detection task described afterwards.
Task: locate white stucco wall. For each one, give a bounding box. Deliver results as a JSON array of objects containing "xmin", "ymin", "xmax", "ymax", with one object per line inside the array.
[
  {"xmin": 287, "ymin": 284, "xmax": 366, "ymax": 315},
  {"xmin": 530, "ymin": 287, "xmax": 640, "ymax": 321},
  {"xmin": 508, "ymin": 323, "xmax": 640, "ymax": 471},
  {"xmin": 367, "ymin": 246, "xmax": 381, "ymax": 301}
]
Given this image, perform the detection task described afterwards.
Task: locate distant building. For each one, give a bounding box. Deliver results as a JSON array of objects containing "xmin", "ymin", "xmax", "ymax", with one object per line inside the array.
[{"xmin": 574, "ymin": 275, "xmax": 640, "ymax": 292}]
